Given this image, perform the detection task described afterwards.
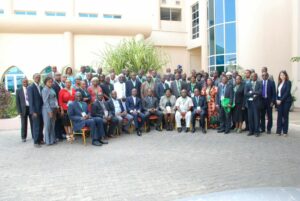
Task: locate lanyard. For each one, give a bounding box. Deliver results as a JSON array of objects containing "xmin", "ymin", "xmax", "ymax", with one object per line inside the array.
[{"xmin": 78, "ymin": 102, "xmax": 83, "ymax": 111}]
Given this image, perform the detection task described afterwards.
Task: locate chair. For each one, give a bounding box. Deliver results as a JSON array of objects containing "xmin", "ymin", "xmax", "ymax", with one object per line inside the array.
[
  {"xmin": 144, "ymin": 115, "xmax": 163, "ymax": 131},
  {"xmin": 195, "ymin": 116, "xmax": 208, "ymax": 132},
  {"xmin": 70, "ymin": 121, "xmax": 90, "ymax": 146}
]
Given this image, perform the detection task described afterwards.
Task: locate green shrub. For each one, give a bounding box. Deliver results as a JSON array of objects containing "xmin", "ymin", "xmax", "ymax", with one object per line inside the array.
[
  {"xmin": 100, "ymin": 38, "xmax": 169, "ymax": 74},
  {"xmin": 0, "ymin": 83, "xmax": 18, "ymax": 118}
]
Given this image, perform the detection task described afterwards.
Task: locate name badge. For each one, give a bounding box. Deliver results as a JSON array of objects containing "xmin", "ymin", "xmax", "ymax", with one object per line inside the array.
[
  {"xmin": 104, "ymin": 111, "xmax": 108, "ymax": 117},
  {"xmin": 221, "ymin": 95, "xmax": 224, "ymax": 100},
  {"xmin": 197, "ymin": 106, "xmax": 201, "ymax": 111},
  {"xmin": 191, "ymin": 93, "xmax": 194, "ymax": 98},
  {"xmin": 166, "ymin": 106, "xmax": 171, "ymax": 113},
  {"xmin": 81, "ymin": 112, "xmax": 87, "ymax": 117}
]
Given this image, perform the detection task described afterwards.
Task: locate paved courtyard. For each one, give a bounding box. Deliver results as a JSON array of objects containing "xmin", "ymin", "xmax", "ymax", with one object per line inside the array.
[{"xmin": 0, "ymin": 115, "xmax": 300, "ymax": 201}]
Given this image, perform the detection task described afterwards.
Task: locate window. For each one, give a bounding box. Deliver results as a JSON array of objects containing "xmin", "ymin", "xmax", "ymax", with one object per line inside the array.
[
  {"xmin": 192, "ymin": 3, "xmax": 199, "ymax": 39},
  {"xmin": 41, "ymin": 66, "xmax": 53, "ymax": 81},
  {"xmin": 208, "ymin": 0, "xmax": 214, "ymax": 26},
  {"xmin": 45, "ymin": 11, "xmax": 65, "ymax": 17},
  {"xmin": 0, "ymin": 9, "xmax": 4, "ymax": 14},
  {"xmin": 225, "ymin": 0, "xmax": 236, "ymax": 22},
  {"xmin": 3, "ymin": 67, "xmax": 25, "ymax": 94},
  {"xmin": 79, "ymin": 13, "xmax": 98, "ymax": 18},
  {"xmin": 15, "ymin": 11, "xmax": 36, "ymax": 16},
  {"xmin": 215, "ymin": 0, "xmax": 223, "ymax": 24},
  {"xmin": 160, "ymin": 8, "xmax": 181, "ymax": 21},
  {"xmin": 103, "ymin": 14, "xmax": 121, "ymax": 19}
]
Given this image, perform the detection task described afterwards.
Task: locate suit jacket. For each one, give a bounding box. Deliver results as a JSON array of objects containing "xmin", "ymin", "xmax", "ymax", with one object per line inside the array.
[
  {"xmin": 126, "ymin": 79, "xmax": 141, "ymax": 98},
  {"xmin": 68, "ymin": 101, "xmax": 89, "ymax": 131},
  {"xmin": 100, "ymin": 83, "xmax": 114, "ymax": 99},
  {"xmin": 91, "ymin": 100, "xmax": 110, "ymax": 118},
  {"xmin": 52, "ymin": 81, "xmax": 64, "ymax": 100},
  {"xmin": 106, "ymin": 98, "xmax": 125, "ymax": 116},
  {"xmin": 155, "ymin": 82, "xmax": 169, "ymax": 99},
  {"xmin": 16, "ymin": 87, "xmax": 28, "ymax": 116},
  {"xmin": 233, "ymin": 83, "xmax": 245, "ymax": 107},
  {"xmin": 76, "ymin": 88, "xmax": 91, "ymax": 103},
  {"xmin": 244, "ymin": 80, "xmax": 262, "ymax": 108},
  {"xmin": 170, "ymin": 80, "xmax": 183, "ymax": 98},
  {"xmin": 187, "ymin": 82, "xmax": 202, "ymax": 95},
  {"xmin": 261, "ymin": 79, "xmax": 276, "ymax": 104},
  {"xmin": 27, "ymin": 83, "xmax": 43, "ymax": 114},
  {"xmin": 126, "ymin": 96, "xmax": 142, "ymax": 113},
  {"xmin": 142, "ymin": 96, "xmax": 159, "ymax": 112},
  {"xmin": 277, "ymin": 80, "xmax": 292, "ymax": 103},
  {"xmin": 216, "ymin": 83, "xmax": 234, "ymax": 106},
  {"xmin": 192, "ymin": 95, "xmax": 207, "ymax": 115}
]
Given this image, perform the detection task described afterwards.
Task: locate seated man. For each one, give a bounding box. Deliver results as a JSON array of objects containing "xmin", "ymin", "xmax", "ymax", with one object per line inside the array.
[
  {"xmin": 191, "ymin": 88, "xmax": 207, "ymax": 133},
  {"xmin": 126, "ymin": 88, "xmax": 145, "ymax": 136},
  {"xmin": 175, "ymin": 89, "xmax": 193, "ymax": 133},
  {"xmin": 68, "ymin": 92, "xmax": 107, "ymax": 146},
  {"xmin": 142, "ymin": 88, "xmax": 163, "ymax": 132},
  {"xmin": 91, "ymin": 93, "xmax": 118, "ymax": 138},
  {"xmin": 106, "ymin": 90, "xmax": 133, "ymax": 134}
]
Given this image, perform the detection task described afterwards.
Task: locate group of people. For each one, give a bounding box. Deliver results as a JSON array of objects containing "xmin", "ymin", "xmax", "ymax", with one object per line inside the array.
[{"xmin": 15, "ymin": 65, "xmax": 293, "ymax": 147}]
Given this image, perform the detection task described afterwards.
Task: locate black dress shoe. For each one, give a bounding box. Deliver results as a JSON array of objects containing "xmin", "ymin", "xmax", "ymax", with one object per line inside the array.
[
  {"xmin": 202, "ymin": 128, "xmax": 207, "ymax": 134},
  {"xmin": 22, "ymin": 139, "xmax": 26, "ymax": 142},
  {"xmin": 260, "ymin": 130, "xmax": 265, "ymax": 133},
  {"xmin": 224, "ymin": 130, "xmax": 230, "ymax": 134},
  {"xmin": 34, "ymin": 144, "xmax": 41, "ymax": 148},
  {"xmin": 177, "ymin": 128, "xmax": 182, "ymax": 133},
  {"xmin": 267, "ymin": 130, "xmax": 271, "ymax": 134},
  {"xmin": 191, "ymin": 128, "xmax": 196, "ymax": 133},
  {"xmin": 136, "ymin": 130, "xmax": 142, "ymax": 136},
  {"xmin": 92, "ymin": 141, "xmax": 102, "ymax": 146},
  {"xmin": 99, "ymin": 140, "xmax": 108, "ymax": 144},
  {"xmin": 217, "ymin": 130, "xmax": 225, "ymax": 133},
  {"xmin": 255, "ymin": 133, "xmax": 260, "ymax": 137},
  {"xmin": 185, "ymin": 128, "xmax": 190, "ymax": 133},
  {"xmin": 247, "ymin": 132, "xmax": 254, "ymax": 136},
  {"xmin": 156, "ymin": 127, "xmax": 162, "ymax": 131}
]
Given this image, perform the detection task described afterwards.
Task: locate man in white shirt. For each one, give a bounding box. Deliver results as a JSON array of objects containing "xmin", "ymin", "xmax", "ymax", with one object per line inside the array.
[
  {"xmin": 175, "ymin": 89, "xmax": 194, "ymax": 133},
  {"xmin": 114, "ymin": 74, "xmax": 126, "ymax": 99}
]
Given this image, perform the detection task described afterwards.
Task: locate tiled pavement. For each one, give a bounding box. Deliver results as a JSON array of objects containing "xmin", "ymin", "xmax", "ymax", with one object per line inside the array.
[{"xmin": 0, "ymin": 113, "xmax": 300, "ymax": 201}]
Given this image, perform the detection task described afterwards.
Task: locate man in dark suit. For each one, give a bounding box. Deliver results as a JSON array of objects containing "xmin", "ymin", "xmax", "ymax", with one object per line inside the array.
[
  {"xmin": 126, "ymin": 72, "xmax": 141, "ymax": 98},
  {"xmin": 52, "ymin": 72, "xmax": 66, "ymax": 140},
  {"xmin": 126, "ymin": 88, "xmax": 145, "ymax": 136},
  {"xmin": 142, "ymin": 89, "xmax": 163, "ymax": 132},
  {"xmin": 260, "ymin": 72, "xmax": 276, "ymax": 134},
  {"xmin": 91, "ymin": 93, "xmax": 118, "ymax": 138},
  {"xmin": 27, "ymin": 73, "xmax": 44, "ymax": 147},
  {"xmin": 191, "ymin": 88, "xmax": 207, "ymax": 133},
  {"xmin": 216, "ymin": 75, "xmax": 234, "ymax": 134},
  {"xmin": 155, "ymin": 75, "xmax": 169, "ymax": 101},
  {"xmin": 245, "ymin": 73, "xmax": 262, "ymax": 137},
  {"xmin": 16, "ymin": 78, "xmax": 33, "ymax": 142},
  {"xmin": 100, "ymin": 75, "xmax": 114, "ymax": 100},
  {"xmin": 68, "ymin": 92, "xmax": 107, "ymax": 146},
  {"xmin": 187, "ymin": 75, "xmax": 202, "ymax": 97},
  {"xmin": 170, "ymin": 72, "xmax": 184, "ymax": 98}
]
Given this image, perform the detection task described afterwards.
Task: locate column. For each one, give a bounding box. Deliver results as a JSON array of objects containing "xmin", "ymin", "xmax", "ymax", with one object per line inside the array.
[{"xmin": 64, "ymin": 32, "xmax": 74, "ymax": 68}]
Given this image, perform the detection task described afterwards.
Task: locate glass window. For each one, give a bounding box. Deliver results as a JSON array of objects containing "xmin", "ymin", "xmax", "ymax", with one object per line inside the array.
[
  {"xmin": 225, "ymin": 0, "xmax": 236, "ymax": 22},
  {"xmin": 209, "ymin": 56, "xmax": 215, "ymax": 66},
  {"xmin": 160, "ymin": 8, "xmax": 181, "ymax": 21},
  {"xmin": 208, "ymin": 0, "xmax": 214, "ymax": 26},
  {"xmin": 192, "ymin": 3, "xmax": 199, "ymax": 39},
  {"xmin": 225, "ymin": 23, "xmax": 236, "ymax": 53},
  {"xmin": 15, "ymin": 11, "xmax": 36, "ymax": 15},
  {"xmin": 225, "ymin": 54, "xmax": 236, "ymax": 65},
  {"xmin": 216, "ymin": 55, "xmax": 224, "ymax": 65},
  {"xmin": 215, "ymin": 24, "xmax": 224, "ymax": 54},
  {"xmin": 216, "ymin": 66, "xmax": 224, "ymax": 75},
  {"xmin": 3, "ymin": 67, "xmax": 25, "ymax": 93},
  {"xmin": 209, "ymin": 27, "xmax": 215, "ymax": 55},
  {"xmin": 210, "ymin": 66, "xmax": 216, "ymax": 72},
  {"xmin": 45, "ymin": 12, "xmax": 66, "ymax": 17},
  {"xmin": 215, "ymin": 0, "xmax": 223, "ymax": 24}
]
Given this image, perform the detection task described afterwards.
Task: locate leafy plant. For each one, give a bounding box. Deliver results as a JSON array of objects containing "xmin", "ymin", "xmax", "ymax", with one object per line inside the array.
[
  {"xmin": 291, "ymin": 57, "xmax": 300, "ymax": 62},
  {"xmin": 0, "ymin": 83, "xmax": 17, "ymax": 118},
  {"xmin": 100, "ymin": 38, "xmax": 169, "ymax": 74}
]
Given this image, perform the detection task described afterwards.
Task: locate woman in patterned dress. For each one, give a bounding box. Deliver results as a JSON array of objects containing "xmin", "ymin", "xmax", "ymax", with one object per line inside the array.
[{"xmin": 201, "ymin": 78, "xmax": 218, "ymax": 128}]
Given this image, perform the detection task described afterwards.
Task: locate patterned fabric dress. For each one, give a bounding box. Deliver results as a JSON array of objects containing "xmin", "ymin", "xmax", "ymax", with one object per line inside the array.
[{"xmin": 201, "ymin": 85, "xmax": 218, "ymax": 128}]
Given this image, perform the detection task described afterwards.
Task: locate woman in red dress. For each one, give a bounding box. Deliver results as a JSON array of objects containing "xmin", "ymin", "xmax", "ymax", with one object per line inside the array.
[
  {"xmin": 201, "ymin": 78, "xmax": 218, "ymax": 129},
  {"xmin": 58, "ymin": 79, "xmax": 76, "ymax": 141},
  {"xmin": 87, "ymin": 77, "xmax": 102, "ymax": 103}
]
